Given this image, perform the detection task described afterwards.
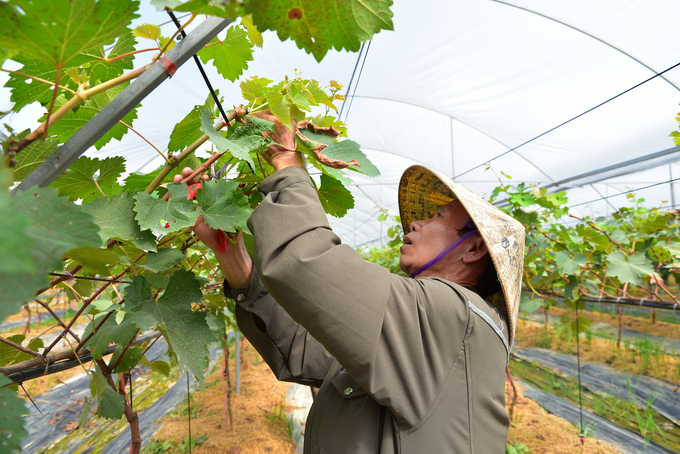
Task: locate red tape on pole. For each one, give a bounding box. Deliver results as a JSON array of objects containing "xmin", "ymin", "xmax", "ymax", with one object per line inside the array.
[{"xmin": 159, "ymin": 55, "xmax": 178, "ymax": 77}]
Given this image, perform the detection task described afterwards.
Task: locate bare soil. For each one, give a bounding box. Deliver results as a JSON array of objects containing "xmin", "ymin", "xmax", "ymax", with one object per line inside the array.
[{"xmin": 547, "ymin": 307, "xmax": 680, "ymax": 340}]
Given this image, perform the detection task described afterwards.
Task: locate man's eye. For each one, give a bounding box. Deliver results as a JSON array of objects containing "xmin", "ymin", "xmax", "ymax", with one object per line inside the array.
[{"xmin": 437, "ymin": 212, "xmax": 443, "ymax": 217}]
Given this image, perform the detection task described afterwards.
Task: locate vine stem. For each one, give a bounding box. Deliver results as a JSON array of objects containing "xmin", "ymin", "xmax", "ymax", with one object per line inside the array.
[
  {"xmin": 43, "ymin": 66, "xmax": 62, "ymax": 138},
  {"xmin": 0, "ymin": 68, "xmax": 76, "ymax": 95},
  {"xmin": 568, "ymin": 214, "xmax": 632, "ymax": 254},
  {"xmin": 143, "ymin": 106, "xmax": 247, "ymax": 195},
  {"xmin": 98, "ymin": 47, "xmax": 159, "ymax": 63},
  {"xmin": 159, "ymin": 13, "xmax": 196, "ymax": 55},
  {"xmin": 161, "ymin": 152, "xmax": 223, "ymax": 201},
  {"xmin": 33, "ymin": 298, "xmax": 81, "ymax": 343},
  {"xmin": 0, "ymin": 336, "xmax": 40, "ymax": 358},
  {"xmin": 11, "ymin": 64, "xmax": 152, "ymax": 154},
  {"xmin": 120, "ymin": 120, "xmax": 170, "ymax": 163}
]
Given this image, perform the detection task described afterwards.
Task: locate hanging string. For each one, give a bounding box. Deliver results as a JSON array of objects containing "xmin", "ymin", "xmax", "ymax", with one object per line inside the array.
[
  {"xmin": 344, "ymin": 41, "xmax": 372, "ymax": 124},
  {"xmin": 166, "ymin": 10, "xmax": 231, "ymax": 126},
  {"xmin": 453, "ymin": 60, "xmax": 680, "ymax": 180},
  {"xmin": 568, "ymin": 176, "xmax": 680, "ymax": 208},
  {"xmin": 338, "ymin": 42, "xmax": 365, "ymax": 121},
  {"xmin": 48, "ymin": 272, "xmax": 132, "ymax": 284},
  {"xmin": 20, "ymin": 383, "xmax": 42, "ymax": 415},
  {"xmin": 576, "ymin": 305, "xmax": 584, "ymax": 445},
  {"xmin": 187, "ymin": 373, "xmax": 192, "ymax": 454}
]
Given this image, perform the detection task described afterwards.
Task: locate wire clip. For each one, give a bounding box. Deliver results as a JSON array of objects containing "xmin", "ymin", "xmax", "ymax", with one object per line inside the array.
[{"xmin": 158, "ymin": 55, "xmax": 178, "ymax": 77}]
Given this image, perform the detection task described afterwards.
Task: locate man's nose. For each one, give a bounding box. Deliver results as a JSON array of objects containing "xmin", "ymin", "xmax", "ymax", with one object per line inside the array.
[{"xmin": 410, "ymin": 220, "xmax": 424, "ymax": 232}]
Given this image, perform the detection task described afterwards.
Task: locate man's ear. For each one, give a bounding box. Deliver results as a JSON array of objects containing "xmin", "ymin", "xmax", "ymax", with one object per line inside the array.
[{"xmin": 462, "ymin": 235, "xmax": 488, "ymax": 264}]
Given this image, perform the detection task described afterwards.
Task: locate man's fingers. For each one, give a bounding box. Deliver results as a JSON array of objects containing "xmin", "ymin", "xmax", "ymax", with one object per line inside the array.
[
  {"xmin": 173, "ymin": 174, "xmax": 182, "ymax": 184},
  {"xmin": 182, "ymin": 167, "xmax": 193, "ymax": 178}
]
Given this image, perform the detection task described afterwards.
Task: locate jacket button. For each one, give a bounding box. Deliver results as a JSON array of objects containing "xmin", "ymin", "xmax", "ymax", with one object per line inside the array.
[
  {"xmin": 237, "ymin": 294, "xmax": 245, "ymax": 302},
  {"xmin": 343, "ymin": 387, "xmax": 353, "ymax": 396}
]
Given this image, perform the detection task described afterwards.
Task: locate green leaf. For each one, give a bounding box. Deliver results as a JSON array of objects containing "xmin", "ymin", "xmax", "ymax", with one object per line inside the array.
[
  {"xmin": 47, "ymin": 83, "xmax": 139, "ymax": 150},
  {"xmin": 240, "ymin": 76, "xmax": 272, "ymax": 103},
  {"xmin": 265, "ymin": 90, "xmax": 291, "ymax": 129},
  {"xmin": 317, "ymin": 174, "xmax": 354, "ymax": 218},
  {"xmin": 151, "ymin": 0, "xmax": 184, "ymax": 9},
  {"xmin": 88, "ymin": 32, "xmax": 138, "ymax": 84},
  {"xmin": 140, "ymin": 356, "xmax": 171, "ymax": 376},
  {"xmin": 553, "ymin": 251, "xmax": 587, "ymax": 275},
  {"xmin": 124, "ymin": 270, "xmax": 214, "ymax": 383},
  {"xmin": 241, "ymin": 14, "xmax": 263, "ymax": 47},
  {"xmin": 195, "ymin": 180, "xmax": 253, "ymax": 233},
  {"xmin": 10, "ymin": 134, "xmax": 58, "ymax": 182},
  {"xmin": 301, "ymin": 131, "xmax": 379, "ymax": 177},
  {"xmin": 198, "ymin": 26, "xmax": 254, "ymax": 82},
  {"xmin": 0, "ymin": 375, "xmax": 28, "ymax": 452},
  {"xmin": 86, "ymin": 317, "xmax": 138, "ymax": 359},
  {"xmin": 65, "ymin": 246, "xmax": 122, "ymax": 275},
  {"xmin": 139, "ymin": 248, "xmax": 186, "ymax": 274},
  {"xmin": 606, "ymin": 250, "xmax": 655, "ymax": 285},
  {"xmin": 173, "ymin": 0, "xmax": 241, "ymax": 17},
  {"xmin": 4, "ymin": 59, "xmax": 77, "ymax": 112},
  {"xmin": 78, "ymin": 397, "xmax": 92, "ymax": 428},
  {"xmin": 0, "ymin": 0, "xmax": 140, "ymax": 67},
  {"xmin": 519, "ymin": 295, "xmax": 543, "ymax": 313},
  {"xmin": 168, "ymin": 94, "xmax": 216, "ymax": 153},
  {"xmin": 200, "ymin": 109, "xmax": 255, "ymax": 168},
  {"xmin": 134, "ymin": 23, "xmax": 161, "ymax": 40},
  {"xmin": 98, "ymin": 386, "xmax": 126, "ymax": 420},
  {"xmin": 50, "ymin": 156, "xmax": 125, "ymax": 203},
  {"xmin": 133, "ymin": 185, "xmax": 199, "ymax": 236},
  {"xmin": 82, "ymin": 192, "xmax": 157, "ymax": 252},
  {"xmin": 111, "ymin": 346, "xmax": 144, "ymax": 373},
  {"xmin": 246, "ymin": 0, "xmax": 394, "ymax": 62},
  {"xmin": 89, "ymin": 368, "xmax": 107, "ymax": 398},
  {"xmin": 0, "ymin": 187, "xmax": 100, "ymax": 319}
]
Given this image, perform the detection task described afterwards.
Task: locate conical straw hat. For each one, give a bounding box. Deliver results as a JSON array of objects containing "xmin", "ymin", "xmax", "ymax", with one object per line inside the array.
[{"xmin": 398, "ymin": 165, "xmax": 525, "ymax": 347}]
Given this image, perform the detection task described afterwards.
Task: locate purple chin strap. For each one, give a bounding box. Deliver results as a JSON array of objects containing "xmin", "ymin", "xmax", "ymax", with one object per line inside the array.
[{"xmin": 410, "ymin": 228, "xmax": 479, "ymax": 278}]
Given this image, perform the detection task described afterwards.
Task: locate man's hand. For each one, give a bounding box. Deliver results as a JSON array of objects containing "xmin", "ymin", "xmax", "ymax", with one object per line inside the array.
[
  {"xmin": 173, "ymin": 167, "xmax": 253, "ymax": 289},
  {"xmin": 251, "ymin": 110, "xmax": 305, "ymax": 171}
]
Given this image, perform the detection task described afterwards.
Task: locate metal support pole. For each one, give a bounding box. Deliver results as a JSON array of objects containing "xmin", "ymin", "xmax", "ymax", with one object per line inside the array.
[
  {"xmin": 13, "ymin": 16, "xmax": 231, "ymax": 193},
  {"xmin": 234, "ymin": 331, "xmax": 241, "ymax": 394}
]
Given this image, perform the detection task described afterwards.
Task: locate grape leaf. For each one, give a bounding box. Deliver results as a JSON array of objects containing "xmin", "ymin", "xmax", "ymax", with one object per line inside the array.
[
  {"xmin": 124, "ymin": 270, "xmax": 214, "ymax": 383},
  {"xmin": 86, "ymin": 317, "xmax": 138, "ymax": 359},
  {"xmin": 200, "ymin": 109, "xmax": 255, "ymax": 168},
  {"xmin": 10, "ymin": 133, "xmax": 59, "ymax": 182},
  {"xmin": 133, "ymin": 185, "xmax": 199, "ymax": 236},
  {"xmin": 78, "ymin": 397, "xmax": 92, "ymax": 428},
  {"xmin": 0, "ymin": 335, "xmax": 44, "ymax": 367},
  {"xmin": 168, "ymin": 94, "xmax": 216, "ymax": 153},
  {"xmin": 0, "ymin": 0, "xmax": 140, "ymax": 67},
  {"xmin": 317, "ymin": 174, "xmax": 354, "ymax": 218},
  {"xmin": 134, "ymin": 23, "xmax": 161, "ymax": 40},
  {"xmin": 0, "ymin": 375, "xmax": 28, "ymax": 452},
  {"xmin": 140, "ymin": 356, "xmax": 171, "ymax": 376},
  {"xmin": 195, "ymin": 180, "xmax": 252, "ymax": 233},
  {"xmin": 241, "ymin": 14, "xmax": 264, "ymax": 48},
  {"xmin": 64, "ymin": 246, "xmax": 122, "ymax": 275},
  {"xmin": 240, "ymin": 76, "xmax": 272, "ymax": 103},
  {"xmin": 245, "ymin": 0, "xmax": 394, "ymax": 62},
  {"xmin": 98, "ymin": 385, "xmax": 126, "ymax": 420},
  {"xmin": 82, "ymin": 192, "xmax": 157, "ymax": 252},
  {"xmin": 302, "ymin": 131, "xmax": 379, "ymax": 177},
  {"xmin": 88, "ymin": 33, "xmax": 138, "ymax": 85},
  {"xmin": 0, "ymin": 187, "xmax": 100, "ymax": 319},
  {"xmin": 152, "ymin": 0, "xmax": 183, "ymax": 10},
  {"xmin": 50, "ymin": 156, "xmax": 125, "ymax": 203},
  {"xmin": 265, "ymin": 90, "xmax": 291, "ymax": 129},
  {"xmin": 47, "ymin": 83, "xmax": 139, "ymax": 150},
  {"xmin": 4, "ymin": 59, "xmax": 77, "ymax": 112},
  {"xmin": 139, "ymin": 248, "xmax": 186, "ymax": 274},
  {"xmin": 198, "ymin": 26, "xmax": 254, "ymax": 82},
  {"xmin": 173, "ymin": 0, "xmax": 241, "ymax": 17},
  {"xmin": 519, "ymin": 295, "xmax": 543, "ymax": 313},
  {"xmin": 111, "ymin": 346, "xmax": 145, "ymax": 373},
  {"xmin": 553, "ymin": 251, "xmax": 587, "ymax": 275},
  {"xmin": 605, "ymin": 250, "xmax": 655, "ymax": 285}
]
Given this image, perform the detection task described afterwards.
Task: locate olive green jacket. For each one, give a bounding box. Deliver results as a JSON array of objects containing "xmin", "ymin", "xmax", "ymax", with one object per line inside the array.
[{"xmin": 231, "ymin": 166, "xmax": 511, "ymax": 453}]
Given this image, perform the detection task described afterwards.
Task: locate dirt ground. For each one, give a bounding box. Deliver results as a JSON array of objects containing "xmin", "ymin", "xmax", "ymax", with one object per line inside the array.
[
  {"xmin": 515, "ymin": 319, "xmax": 680, "ymax": 385},
  {"xmin": 547, "ymin": 306, "xmax": 680, "ymax": 339},
  {"xmin": 146, "ymin": 340, "xmax": 622, "ymax": 454}
]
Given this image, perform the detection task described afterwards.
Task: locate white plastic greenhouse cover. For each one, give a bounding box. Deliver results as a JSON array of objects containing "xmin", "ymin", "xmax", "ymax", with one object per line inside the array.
[{"xmin": 3, "ymin": 0, "xmax": 680, "ymax": 248}]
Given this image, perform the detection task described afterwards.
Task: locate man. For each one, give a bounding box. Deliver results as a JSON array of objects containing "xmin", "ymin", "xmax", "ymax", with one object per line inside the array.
[{"xmin": 184, "ymin": 116, "xmax": 525, "ymax": 453}]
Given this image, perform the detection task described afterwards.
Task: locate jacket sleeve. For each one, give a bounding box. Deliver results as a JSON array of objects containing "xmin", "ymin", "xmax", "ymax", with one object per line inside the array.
[
  {"xmin": 248, "ymin": 166, "xmax": 472, "ymax": 428},
  {"xmin": 226, "ymin": 268, "xmax": 335, "ymax": 387}
]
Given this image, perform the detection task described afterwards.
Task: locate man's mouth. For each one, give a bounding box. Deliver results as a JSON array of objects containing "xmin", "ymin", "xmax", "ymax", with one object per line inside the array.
[{"xmin": 403, "ymin": 236, "xmax": 413, "ymax": 245}]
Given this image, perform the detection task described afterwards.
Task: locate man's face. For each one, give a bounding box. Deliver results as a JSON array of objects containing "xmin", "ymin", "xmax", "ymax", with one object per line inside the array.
[{"xmin": 399, "ymin": 200, "xmax": 471, "ymax": 277}]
